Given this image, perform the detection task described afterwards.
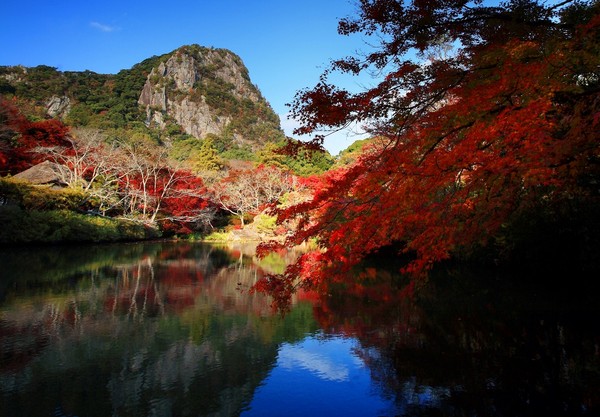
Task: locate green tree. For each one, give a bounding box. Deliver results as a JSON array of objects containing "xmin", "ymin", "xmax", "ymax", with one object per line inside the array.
[
  {"xmin": 257, "ymin": 141, "xmax": 286, "ymax": 169},
  {"xmin": 191, "ymin": 137, "xmax": 224, "ymax": 173},
  {"xmin": 259, "ymin": 140, "xmax": 334, "ymax": 176}
]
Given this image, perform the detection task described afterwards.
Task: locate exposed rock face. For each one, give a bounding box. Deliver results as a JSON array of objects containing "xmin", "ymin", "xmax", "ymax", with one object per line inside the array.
[
  {"xmin": 46, "ymin": 95, "xmax": 71, "ymax": 118},
  {"xmin": 138, "ymin": 45, "xmax": 271, "ymax": 145}
]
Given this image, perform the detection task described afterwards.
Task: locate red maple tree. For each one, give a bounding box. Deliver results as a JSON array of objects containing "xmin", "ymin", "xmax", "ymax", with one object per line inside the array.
[
  {"xmin": 1, "ymin": 99, "xmax": 71, "ymax": 174},
  {"xmin": 256, "ymin": 0, "xmax": 600, "ymax": 304},
  {"xmin": 160, "ymin": 172, "xmax": 214, "ymax": 233}
]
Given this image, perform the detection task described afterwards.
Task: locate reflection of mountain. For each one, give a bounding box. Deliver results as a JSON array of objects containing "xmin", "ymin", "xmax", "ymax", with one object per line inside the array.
[{"xmin": 0, "ymin": 242, "xmax": 317, "ymax": 417}]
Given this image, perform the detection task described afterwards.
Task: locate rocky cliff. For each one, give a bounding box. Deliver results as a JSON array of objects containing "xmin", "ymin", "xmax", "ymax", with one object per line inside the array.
[{"xmin": 139, "ymin": 45, "xmax": 282, "ymax": 149}]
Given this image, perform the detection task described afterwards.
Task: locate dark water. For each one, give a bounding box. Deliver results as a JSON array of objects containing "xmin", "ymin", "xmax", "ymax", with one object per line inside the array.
[{"xmin": 0, "ymin": 241, "xmax": 598, "ymax": 416}]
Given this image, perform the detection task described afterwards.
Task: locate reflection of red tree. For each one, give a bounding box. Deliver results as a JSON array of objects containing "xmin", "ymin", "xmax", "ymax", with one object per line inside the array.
[
  {"xmin": 100, "ymin": 249, "xmax": 275, "ymax": 317},
  {"xmin": 296, "ymin": 288, "xmax": 319, "ymax": 303},
  {"xmin": 311, "ymin": 271, "xmax": 423, "ymax": 348},
  {"xmin": 311, "ymin": 268, "xmax": 600, "ymax": 414},
  {"xmin": 161, "ymin": 265, "xmax": 205, "ymax": 311},
  {"xmin": 0, "ymin": 321, "xmax": 50, "ymax": 372},
  {"xmin": 102, "ymin": 261, "xmax": 206, "ymax": 315}
]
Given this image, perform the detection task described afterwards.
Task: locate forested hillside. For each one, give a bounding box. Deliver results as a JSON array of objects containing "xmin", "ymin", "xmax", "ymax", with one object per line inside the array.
[
  {"xmin": 0, "ymin": 45, "xmax": 333, "ymax": 243},
  {"xmin": 0, "ymin": 44, "xmax": 333, "ymax": 172}
]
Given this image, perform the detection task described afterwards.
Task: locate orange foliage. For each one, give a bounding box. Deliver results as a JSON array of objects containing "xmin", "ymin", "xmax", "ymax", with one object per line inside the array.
[{"xmin": 256, "ymin": 1, "xmax": 600, "ymax": 304}]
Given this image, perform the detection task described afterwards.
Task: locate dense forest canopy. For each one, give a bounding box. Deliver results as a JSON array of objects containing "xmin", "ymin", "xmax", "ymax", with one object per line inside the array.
[{"xmin": 256, "ymin": 0, "xmax": 600, "ymax": 305}]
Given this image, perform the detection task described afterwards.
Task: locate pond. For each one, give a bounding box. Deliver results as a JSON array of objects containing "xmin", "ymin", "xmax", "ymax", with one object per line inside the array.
[{"xmin": 1, "ymin": 241, "xmax": 598, "ymax": 416}]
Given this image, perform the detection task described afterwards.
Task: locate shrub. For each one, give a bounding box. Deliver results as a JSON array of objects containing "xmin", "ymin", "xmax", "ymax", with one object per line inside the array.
[
  {"xmin": 253, "ymin": 213, "xmax": 277, "ymax": 235},
  {"xmin": 203, "ymin": 231, "xmax": 230, "ymax": 242},
  {"xmin": 0, "ymin": 206, "xmax": 160, "ymax": 243},
  {"xmin": 0, "ymin": 177, "xmax": 86, "ymax": 211}
]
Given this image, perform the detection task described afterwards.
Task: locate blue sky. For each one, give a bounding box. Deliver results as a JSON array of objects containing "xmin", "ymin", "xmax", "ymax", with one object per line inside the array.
[{"xmin": 0, "ymin": 1, "xmax": 374, "ymax": 154}]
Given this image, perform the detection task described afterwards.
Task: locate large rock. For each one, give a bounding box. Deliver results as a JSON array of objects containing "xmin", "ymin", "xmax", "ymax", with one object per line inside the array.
[
  {"xmin": 13, "ymin": 160, "xmax": 69, "ymax": 188},
  {"xmin": 138, "ymin": 45, "xmax": 271, "ymax": 146},
  {"xmin": 46, "ymin": 95, "xmax": 71, "ymax": 118}
]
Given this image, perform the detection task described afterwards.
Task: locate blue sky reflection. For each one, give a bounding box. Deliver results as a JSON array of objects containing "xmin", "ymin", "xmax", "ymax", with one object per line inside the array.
[{"xmin": 241, "ymin": 334, "xmax": 399, "ymax": 417}]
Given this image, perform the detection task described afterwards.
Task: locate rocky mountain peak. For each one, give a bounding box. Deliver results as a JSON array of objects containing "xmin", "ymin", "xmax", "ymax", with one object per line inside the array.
[{"xmin": 138, "ymin": 45, "xmax": 276, "ymax": 147}]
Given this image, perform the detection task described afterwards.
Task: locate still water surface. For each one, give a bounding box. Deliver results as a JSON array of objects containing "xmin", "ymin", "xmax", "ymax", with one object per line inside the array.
[{"xmin": 1, "ymin": 241, "xmax": 598, "ymax": 416}]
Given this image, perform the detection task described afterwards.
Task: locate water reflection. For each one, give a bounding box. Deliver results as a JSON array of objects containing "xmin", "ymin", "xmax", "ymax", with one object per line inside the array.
[
  {"xmin": 278, "ymin": 337, "xmax": 352, "ymax": 382},
  {"xmin": 0, "ymin": 242, "xmax": 317, "ymax": 417},
  {"xmin": 311, "ymin": 267, "xmax": 600, "ymax": 416},
  {"xmin": 1, "ymin": 242, "xmax": 599, "ymax": 416},
  {"xmin": 243, "ymin": 335, "xmax": 398, "ymax": 417}
]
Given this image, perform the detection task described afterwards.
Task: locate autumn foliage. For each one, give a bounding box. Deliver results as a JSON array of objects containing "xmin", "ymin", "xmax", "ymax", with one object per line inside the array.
[
  {"xmin": 257, "ymin": 0, "xmax": 600, "ymax": 300},
  {"xmin": 0, "ymin": 99, "xmax": 215, "ymax": 236},
  {"xmin": 0, "ymin": 99, "xmax": 71, "ymax": 174},
  {"xmin": 213, "ymin": 164, "xmax": 294, "ymax": 226}
]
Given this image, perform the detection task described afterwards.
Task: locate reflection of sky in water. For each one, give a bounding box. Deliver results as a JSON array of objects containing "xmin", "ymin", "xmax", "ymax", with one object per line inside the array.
[
  {"xmin": 278, "ymin": 338, "xmax": 352, "ymax": 382},
  {"xmin": 241, "ymin": 334, "xmax": 399, "ymax": 417}
]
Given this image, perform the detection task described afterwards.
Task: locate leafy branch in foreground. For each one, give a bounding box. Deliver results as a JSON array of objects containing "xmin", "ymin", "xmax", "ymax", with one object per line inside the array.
[{"xmin": 256, "ymin": 0, "xmax": 600, "ymax": 307}]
